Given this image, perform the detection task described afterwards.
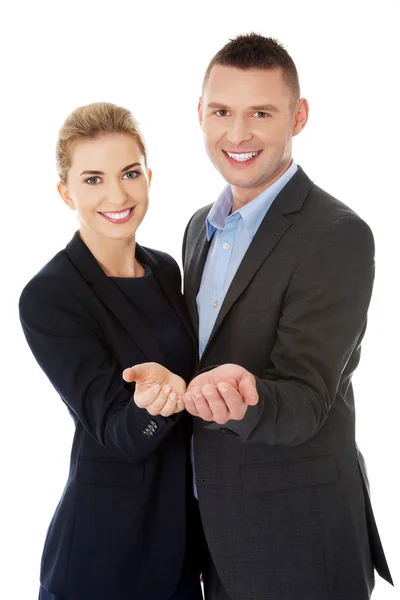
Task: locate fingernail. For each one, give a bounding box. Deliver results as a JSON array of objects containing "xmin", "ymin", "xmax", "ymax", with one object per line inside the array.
[
  {"xmin": 169, "ymin": 392, "xmax": 177, "ymax": 401},
  {"xmin": 217, "ymin": 383, "xmax": 228, "ymax": 393},
  {"xmin": 152, "ymin": 385, "xmax": 161, "ymax": 394}
]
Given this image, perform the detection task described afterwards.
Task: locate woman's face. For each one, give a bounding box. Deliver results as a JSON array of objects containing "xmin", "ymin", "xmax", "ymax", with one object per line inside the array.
[{"xmin": 58, "ymin": 133, "xmax": 151, "ymax": 244}]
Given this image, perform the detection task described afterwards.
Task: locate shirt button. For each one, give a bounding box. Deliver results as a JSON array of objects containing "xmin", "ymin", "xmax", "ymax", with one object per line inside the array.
[
  {"xmin": 223, "ymin": 242, "xmax": 230, "ymax": 250},
  {"xmin": 212, "ymin": 301, "xmax": 218, "ymax": 308}
]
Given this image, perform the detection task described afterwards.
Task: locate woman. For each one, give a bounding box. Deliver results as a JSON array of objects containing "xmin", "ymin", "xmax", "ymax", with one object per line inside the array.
[{"xmin": 19, "ymin": 102, "xmax": 203, "ymax": 600}]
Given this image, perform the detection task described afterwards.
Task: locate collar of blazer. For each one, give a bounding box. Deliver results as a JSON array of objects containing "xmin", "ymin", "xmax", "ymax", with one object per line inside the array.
[
  {"xmin": 184, "ymin": 166, "xmax": 315, "ymax": 353},
  {"xmin": 65, "ymin": 232, "xmax": 194, "ymax": 365}
]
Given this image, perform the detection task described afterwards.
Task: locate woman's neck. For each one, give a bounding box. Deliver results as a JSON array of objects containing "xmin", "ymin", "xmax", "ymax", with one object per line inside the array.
[{"xmin": 79, "ymin": 227, "xmax": 143, "ymax": 278}]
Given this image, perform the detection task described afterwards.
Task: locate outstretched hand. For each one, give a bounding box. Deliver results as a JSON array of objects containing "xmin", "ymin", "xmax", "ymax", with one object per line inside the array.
[
  {"xmin": 123, "ymin": 362, "xmax": 187, "ymax": 417},
  {"xmin": 184, "ymin": 364, "xmax": 259, "ymax": 424}
]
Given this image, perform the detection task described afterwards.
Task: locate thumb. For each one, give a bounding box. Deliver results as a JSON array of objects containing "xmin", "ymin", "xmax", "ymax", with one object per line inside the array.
[
  {"xmin": 239, "ymin": 374, "xmax": 259, "ymax": 406},
  {"xmin": 123, "ymin": 364, "xmax": 148, "ymax": 383}
]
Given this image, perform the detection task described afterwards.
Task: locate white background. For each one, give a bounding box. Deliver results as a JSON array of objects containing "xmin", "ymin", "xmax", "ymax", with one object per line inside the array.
[{"xmin": 1, "ymin": 1, "xmax": 398, "ymax": 597}]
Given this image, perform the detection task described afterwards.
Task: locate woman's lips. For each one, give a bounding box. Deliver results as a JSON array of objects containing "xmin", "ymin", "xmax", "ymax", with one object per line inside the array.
[{"xmin": 99, "ymin": 207, "xmax": 134, "ymax": 224}]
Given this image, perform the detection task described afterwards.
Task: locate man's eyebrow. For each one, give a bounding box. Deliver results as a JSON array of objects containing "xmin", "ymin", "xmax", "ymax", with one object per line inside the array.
[
  {"xmin": 79, "ymin": 162, "xmax": 141, "ymax": 176},
  {"xmin": 206, "ymin": 102, "xmax": 279, "ymax": 112},
  {"xmin": 249, "ymin": 104, "xmax": 279, "ymax": 112},
  {"xmin": 206, "ymin": 102, "xmax": 231, "ymax": 110}
]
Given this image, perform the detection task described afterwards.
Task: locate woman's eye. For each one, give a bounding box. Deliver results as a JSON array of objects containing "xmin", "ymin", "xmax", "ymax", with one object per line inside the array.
[
  {"xmin": 85, "ymin": 176, "xmax": 101, "ymax": 185},
  {"xmin": 123, "ymin": 171, "xmax": 140, "ymax": 180}
]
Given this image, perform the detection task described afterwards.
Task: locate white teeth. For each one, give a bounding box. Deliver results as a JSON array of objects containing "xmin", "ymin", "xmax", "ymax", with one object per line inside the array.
[
  {"xmin": 226, "ymin": 151, "xmax": 259, "ymax": 162},
  {"xmin": 102, "ymin": 208, "xmax": 131, "ymax": 220}
]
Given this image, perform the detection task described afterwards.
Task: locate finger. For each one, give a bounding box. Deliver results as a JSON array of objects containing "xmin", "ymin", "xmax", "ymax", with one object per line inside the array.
[
  {"xmin": 191, "ymin": 386, "xmax": 214, "ymax": 421},
  {"xmin": 123, "ymin": 363, "xmax": 152, "ymax": 383},
  {"xmin": 217, "ymin": 382, "xmax": 247, "ymax": 420},
  {"xmin": 123, "ymin": 366, "xmax": 138, "ymax": 383},
  {"xmin": 146, "ymin": 385, "xmax": 172, "ymax": 416},
  {"xmin": 239, "ymin": 376, "xmax": 259, "ymax": 405},
  {"xmin": 201, "ymin": 384, "xmax": 230, "ymax": 424},
  {"xmin": 123, "ymin": 362, "xmax": 164, "ymax": 384},
  {"xmin": 227, "ymin": 377, "xmax": 239, "ymax": 388},
  {"xmin": 134, "ymin": 384, "xmax": 161, "ymax": 408},
  {"xmin": 174, "ymin": 396, "xmax": 185, "ymax": 413},
  {"xmin": 160, "ymin": 391, "xmax": 180, "ymax": 417},
  {"xmin": 183, "ymin": 392, "xmax": 200, "ymax": 417}
]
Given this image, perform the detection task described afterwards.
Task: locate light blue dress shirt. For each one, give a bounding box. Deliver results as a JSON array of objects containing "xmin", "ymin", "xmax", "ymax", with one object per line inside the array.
[
  {"xmin": 192, "ymin": 160, "xmax": 298, "ymax": 495},
  {"xmin": 197, "ymin": 160, "xmax": 298, "ymax": 357}
]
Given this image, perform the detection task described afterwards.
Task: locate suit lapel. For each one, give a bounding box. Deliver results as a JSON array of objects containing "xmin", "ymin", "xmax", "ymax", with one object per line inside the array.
[
  {"xmin": 65, "ymin": 233, "xmax": 164, "ymax": 363},
  {"xmin": 189, "ymin": 167, "xmax": 314, "ymax": 356},
  {"xmin": 184, "ymin": 226, "xmax": 211, "ymax": 335},
  {"xmin": 202, "ymin": 212, "xmax": 292, "ymax": 356},
  {"xmin": 136, "ymin": 245, "xmax": 199, "ymax": 356}
]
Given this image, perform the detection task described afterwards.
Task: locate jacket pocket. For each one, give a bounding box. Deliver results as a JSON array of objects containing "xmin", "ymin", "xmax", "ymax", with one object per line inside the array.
[
  {"xmin": 77, "ymin": 458, "xmax": 144, "ymax": 487},
  {"xmin": 241, "ymin": 455, "xmax": 338, "ymax": 492}
]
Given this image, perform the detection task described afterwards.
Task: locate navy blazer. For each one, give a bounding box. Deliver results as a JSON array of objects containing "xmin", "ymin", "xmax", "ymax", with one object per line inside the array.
[{"xmin": 19, "ymin": 232, "xmax": 200, "ymax": 600}]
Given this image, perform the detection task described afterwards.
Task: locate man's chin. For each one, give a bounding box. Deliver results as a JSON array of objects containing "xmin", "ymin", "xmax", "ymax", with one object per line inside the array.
[{"xmin": 219, "ymin": 171, "xmax": 262, "ymax": 190}]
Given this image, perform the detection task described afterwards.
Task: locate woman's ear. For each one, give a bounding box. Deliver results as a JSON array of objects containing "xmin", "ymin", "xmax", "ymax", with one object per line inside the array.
[
  {"xmin": 147, "ymin": 169, "xmax": 152, "ymax": 186},
  {"xmin": 57, "ymin": 182, "xmax": 75, "ymax": 210}
]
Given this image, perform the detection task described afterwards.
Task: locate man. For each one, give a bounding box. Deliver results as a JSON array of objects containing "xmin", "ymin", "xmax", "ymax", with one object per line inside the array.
[
  {"xmin": 124, "ymin": 33, "xmax": 393, "ymax": 599},
  {"xmin": 180, "ymin": 33, "xmax": 393, "ymax": 599}
]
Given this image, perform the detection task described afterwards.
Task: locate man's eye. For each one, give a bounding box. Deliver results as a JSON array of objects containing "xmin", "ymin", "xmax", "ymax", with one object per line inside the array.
[
  {"xmin": 215, "ymin": 110, "xmax": 229, "ymax": 117},
  {"xmin": 254, "ymin": 111, "xmax": 269, "ymax": 118},
  {"xmin": 85, "ymin": 177, "xmax": 101, "ymax": 185},
  {"xmin": 123, "ymin": 171, "xmax": 140, "ymax": 180}
]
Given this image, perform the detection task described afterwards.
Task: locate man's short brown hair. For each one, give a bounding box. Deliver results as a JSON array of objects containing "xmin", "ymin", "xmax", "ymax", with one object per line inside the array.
[{"xmin": 203, "ymin": 33, "xmax": 300, "ymax": 106}]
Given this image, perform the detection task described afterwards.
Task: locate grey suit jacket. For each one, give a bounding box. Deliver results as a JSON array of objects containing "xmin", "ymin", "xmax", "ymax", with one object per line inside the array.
[{"xmin": 182, "ymin": 167, "xmax": 392, "ymax": 600}]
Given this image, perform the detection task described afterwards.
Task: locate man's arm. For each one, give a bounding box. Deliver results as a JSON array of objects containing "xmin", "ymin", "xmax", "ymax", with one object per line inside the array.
[{"xmin": 191, "ymin": 215, "xmax": 375, "ymax": 445}]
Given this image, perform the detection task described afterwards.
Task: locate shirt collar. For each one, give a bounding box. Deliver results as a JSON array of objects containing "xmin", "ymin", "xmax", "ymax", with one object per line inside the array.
[{"xmin": 206, "ymin": 160, "xmax": 298, "ymax": 240}]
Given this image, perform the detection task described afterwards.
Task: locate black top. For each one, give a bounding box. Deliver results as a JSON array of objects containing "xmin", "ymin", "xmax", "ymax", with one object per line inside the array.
[{"xmin": 111, "ymin": 263, "xmax": 194, "ymax": 383}]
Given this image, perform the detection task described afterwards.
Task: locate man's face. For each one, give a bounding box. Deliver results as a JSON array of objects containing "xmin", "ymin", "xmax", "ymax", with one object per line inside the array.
[{"xmin": 199, "ymin": 65, "xmax": 307, "ymax": 203}]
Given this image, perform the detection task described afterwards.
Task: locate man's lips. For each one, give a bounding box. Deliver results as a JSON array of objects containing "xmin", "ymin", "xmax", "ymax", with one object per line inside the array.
[{"xmin": 222, "ymin": 150, "xmax": 262, "ymax": 167}]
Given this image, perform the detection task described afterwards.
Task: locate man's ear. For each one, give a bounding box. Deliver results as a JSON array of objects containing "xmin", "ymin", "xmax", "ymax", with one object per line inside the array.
[
  {"xmin": 198, "ymin": 97, "xmax": 203, "ymax": 128},
  {"xmin": 292, "ymin": 98, "xmax": 309, "ymax": 137},
  {"xmin": 57, "ymin": 182, "xmax": 75, "ymax": 210}
]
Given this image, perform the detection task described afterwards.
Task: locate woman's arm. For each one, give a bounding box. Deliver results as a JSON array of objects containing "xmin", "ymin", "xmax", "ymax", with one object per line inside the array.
[{"xmin": 19, "ymin": 274, "xmax": 184, "ymax": 463}]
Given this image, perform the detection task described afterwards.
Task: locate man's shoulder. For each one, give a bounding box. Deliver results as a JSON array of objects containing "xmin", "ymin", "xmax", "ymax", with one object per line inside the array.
[
  {"xmin": 286, "ymin": 165, "xmax": 364, "ymax": 225},
  {"xmin": 187, "ymin": 204, "xmax": 213, "ymax": 232},
  {"xmin": 304, "ymin": 183, "xmax": 368, "ymax": 233},
  {"xmin": 310, "ymin": 184, "xmax": 360, "ymax": 216}
]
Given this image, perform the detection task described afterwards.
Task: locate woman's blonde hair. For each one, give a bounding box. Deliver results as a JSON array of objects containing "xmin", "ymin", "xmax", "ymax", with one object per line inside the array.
[{"xmin": 56, "ymin": 102, "xmax": 148, "ymax": 183}]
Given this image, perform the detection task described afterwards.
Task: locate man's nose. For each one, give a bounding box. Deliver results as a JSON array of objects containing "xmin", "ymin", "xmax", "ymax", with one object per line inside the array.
[{"xmin": 226, "ymin": 117, "xmax": 252, "ymax": 146}]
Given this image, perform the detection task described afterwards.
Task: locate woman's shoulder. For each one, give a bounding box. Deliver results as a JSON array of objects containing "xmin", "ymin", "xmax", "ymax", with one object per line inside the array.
[
  {"xmin": 139, "ymin": 245, "xmax": 180, "ymax": 273},
  {"xmin": 19, "ymin": 248, "xmax": 78, "ymax": 315}
]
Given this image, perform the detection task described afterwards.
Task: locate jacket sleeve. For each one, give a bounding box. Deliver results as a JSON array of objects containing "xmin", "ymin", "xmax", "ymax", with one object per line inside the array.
[
  {"xmin": 204, "ymin": 215, "xmax": 375, "ymax": 445},
  {"xmin": 19, "ymin": 275, "xmax": 183, "ymax": 462}
]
